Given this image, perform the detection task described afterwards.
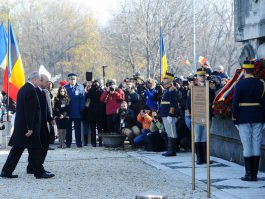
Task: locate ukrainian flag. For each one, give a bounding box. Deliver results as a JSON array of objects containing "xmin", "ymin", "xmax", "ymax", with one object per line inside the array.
[
  {"xmin": 160, "ymin": 23, "xmax": 168, "ymax": 82},
  {"xmin": 0, "ymin": 23, "xmax": 7, "ymax": 70},
  {"xmin": 3, "ymin": 19, "xmax": 25, "ymax": 102}
]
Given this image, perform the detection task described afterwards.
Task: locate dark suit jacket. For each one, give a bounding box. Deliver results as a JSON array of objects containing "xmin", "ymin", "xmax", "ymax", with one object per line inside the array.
[
  {"xmin": 9, "ymin": 82, "xmax": 42, "ymax": 148},
  {"xmin": 35, "ymin": 87, "xmax": 53, "ymax": 145}
]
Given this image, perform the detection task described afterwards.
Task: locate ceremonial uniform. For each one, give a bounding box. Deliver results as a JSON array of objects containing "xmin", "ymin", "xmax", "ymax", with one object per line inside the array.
[
  {"xmin": 232, "ymin": 59, "xmax": 265, "ymax": 181},
  {"xmin": 160, "ymin": 72, "xmax": 177, "ymax": 156}
]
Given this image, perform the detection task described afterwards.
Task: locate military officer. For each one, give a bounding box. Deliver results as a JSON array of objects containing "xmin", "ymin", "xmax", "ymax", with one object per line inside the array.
[
  {"xmin": 232, "ymin": 58, "xmax": 265, "ymax": 181},
  {"xmin": 159, "ymin": 72, "xmax": 177, "ymax": 157}
]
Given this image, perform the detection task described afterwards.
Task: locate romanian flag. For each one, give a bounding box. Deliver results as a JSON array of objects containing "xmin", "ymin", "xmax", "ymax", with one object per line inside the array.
[
  {"xmin": 2, "ymin": 19, "xmax": 25, "ymax": 102},
  {"xmin": 183, "ymin": 60, "xmax": 190, "ymax": 65},
  {"xmin": 197, "ymin": 55, "xmax": 207, "ymax": 65},
  {"xmin": 0, "ymin": 23, "xmax": 7, "ymax": 70},
  {"xmin": 160, "ymin": 23, "xmax": 168, "ymax": 82}
]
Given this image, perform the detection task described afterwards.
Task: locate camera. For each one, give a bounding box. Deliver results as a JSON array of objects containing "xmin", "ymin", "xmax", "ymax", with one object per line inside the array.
[
  {"xmin": 119, "ymin": 108, "xmax": 127, "ymax": 117},
  {"xmin": 207, "ymin": 75, "xmax": 216, "ymax": 84},
  {"xmin": 109, "ymin": 86, "xmax": 115, "ymax": 92}
]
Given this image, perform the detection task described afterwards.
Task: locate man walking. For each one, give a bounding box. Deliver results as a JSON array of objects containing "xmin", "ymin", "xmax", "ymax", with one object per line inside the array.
[
  {"xmin": 1, "ymin": 71, "xmax": 53, "ymax": 179},
  {"xmin": 26, "ymin": 74, "xmax": 55, "ymax": 176}
]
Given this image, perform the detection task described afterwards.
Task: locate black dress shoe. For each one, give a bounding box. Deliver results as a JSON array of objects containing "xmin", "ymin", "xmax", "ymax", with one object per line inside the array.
[
  {"xmin": 35, "ymin": 173, "xmax": 55, "ymax": 179},
  {"xmin": 1, "ymin": 172, "xmax": 18, "ymax": 178},
  {"xmin": 27, "ymin": 170, "xmax": 34, "ymax": 174}
]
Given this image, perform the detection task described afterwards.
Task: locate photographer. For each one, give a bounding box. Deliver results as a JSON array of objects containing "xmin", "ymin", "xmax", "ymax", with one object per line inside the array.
[
  {"xmin": 134, "ymin": 105, "xmax": 152, "ymax": 145},
  {"xmin": 124, "ymin": 80, "xmax": 140, "ymax": 114},
  {"xmin": 144, "ymin": 111, "xmax": 167, "ymax": 152},
  {"xmin": 114, "ymin": 101, "xmax": 140, "ymax": 144},
  {"xmin": 85, "ymin": 80, "xmax": 105, "ymax": 147},
  {"xmin": 145, "ymin": 78, "xmax": 158, "ymax": 110},
  {"xmin": 100, "ymin": 79, "xmax": 125, "ymax": 132}
]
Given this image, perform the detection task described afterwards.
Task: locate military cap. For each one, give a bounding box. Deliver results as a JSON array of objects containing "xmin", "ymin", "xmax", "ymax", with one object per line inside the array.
[
  {"xmin": 164, "ymin": 72, "xmax": 174, "ymax": 80},
  {"xmin": 242, "ymin": 57, "xmax": 255, "ymax": 69}
]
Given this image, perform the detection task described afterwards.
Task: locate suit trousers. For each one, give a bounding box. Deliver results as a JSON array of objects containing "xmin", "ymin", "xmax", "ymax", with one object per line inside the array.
[{"xmin": 2, "ymin": 147, "xmax": 43, "ymax": 176}]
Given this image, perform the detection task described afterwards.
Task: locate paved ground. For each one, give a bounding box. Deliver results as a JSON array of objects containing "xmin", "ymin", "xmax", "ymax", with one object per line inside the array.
[{"xmin": 0, "ymin": 144, "xmax": 264, "ymax": 199}]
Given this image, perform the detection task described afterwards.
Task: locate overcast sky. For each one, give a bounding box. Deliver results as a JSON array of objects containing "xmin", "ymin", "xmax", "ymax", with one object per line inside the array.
[{"xmin": 77, "ymin": 0, "xmax": 120, "ymax": 26}]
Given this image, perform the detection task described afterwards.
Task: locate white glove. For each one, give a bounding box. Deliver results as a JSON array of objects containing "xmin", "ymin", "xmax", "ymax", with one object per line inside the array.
[{"xmin": 167, "ymin": 116, "xmax": 173, "ymax": 123}]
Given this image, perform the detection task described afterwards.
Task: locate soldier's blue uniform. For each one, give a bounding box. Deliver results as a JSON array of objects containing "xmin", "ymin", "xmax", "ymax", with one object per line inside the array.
[
  {"xmin": 160, "ymin": 72, "xmax": 177, "ymax": 157},
  {"xmin": 232, "ymin": 59, "xmax": 265, "ymax": 181}
]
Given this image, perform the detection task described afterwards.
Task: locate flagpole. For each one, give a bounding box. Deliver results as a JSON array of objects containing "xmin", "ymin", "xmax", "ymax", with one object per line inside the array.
[
  {"xmin": 160, "ymin": 21, "xmax": 162, "ymax": 83},
  {"xmin": 6, "ymin": 13, "xmax": 10, "ymax": 122},
  {"xmin": 193, "ymin": 0, "xmax": 196, "ymax": 72}
]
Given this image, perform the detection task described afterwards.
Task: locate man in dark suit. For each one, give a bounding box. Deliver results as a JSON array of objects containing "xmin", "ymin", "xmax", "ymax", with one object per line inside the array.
[
  {"xmin": 26, "ymin": 74, "xmax": 55, "ymax": 176},
  {"xmin": 1, "ymin": 71, "xmax": 53, "ymax": 179}
]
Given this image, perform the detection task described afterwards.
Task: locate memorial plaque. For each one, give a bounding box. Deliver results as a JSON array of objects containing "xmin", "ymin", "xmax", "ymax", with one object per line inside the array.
[{"xmin": 192, "ymin": 86, "xmax": 206, "ymax": 125}]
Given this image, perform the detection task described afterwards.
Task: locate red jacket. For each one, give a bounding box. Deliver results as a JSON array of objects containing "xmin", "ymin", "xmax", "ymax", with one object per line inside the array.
[{"xmin": 100, "ymin": 89, "xmax": 125, "ymax": 115}]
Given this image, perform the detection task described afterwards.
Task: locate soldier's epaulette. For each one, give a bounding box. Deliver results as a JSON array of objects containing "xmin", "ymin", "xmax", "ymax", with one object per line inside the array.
[{"xmin": 169, "ymin": 86, "xmax": 176, "ymax": 92}]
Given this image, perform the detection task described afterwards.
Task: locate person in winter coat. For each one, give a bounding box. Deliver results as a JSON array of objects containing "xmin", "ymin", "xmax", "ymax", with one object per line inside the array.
[
  {"xmin": 53, "ymin": 86, "xmax": 70, "ymax": 148},
  {"xmin": 100, "ymin": 79, "xmax": 124, "ymax": 132}
]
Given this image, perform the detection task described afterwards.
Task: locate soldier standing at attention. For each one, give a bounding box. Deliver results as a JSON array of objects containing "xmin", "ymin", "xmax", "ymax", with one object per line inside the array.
[
  {"xmin": 232, "ymin": 58, "xmax": 265, "ymax": 181},
  {"xmin": 160, "ymin": 72, "xmax": 177, "ymax": 157}
]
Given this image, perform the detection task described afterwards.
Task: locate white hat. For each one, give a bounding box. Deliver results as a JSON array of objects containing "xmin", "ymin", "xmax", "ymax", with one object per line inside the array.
[{"xmin": 217, "ymin": 65, "xmax": 224, "ymax": 71}]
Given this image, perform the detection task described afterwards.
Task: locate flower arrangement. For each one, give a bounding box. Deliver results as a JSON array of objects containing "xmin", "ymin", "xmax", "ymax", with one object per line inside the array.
[
  {"xmin": 253, "ymin": 58, "xmax": 265, "ymax": 80},
  {"xmin": 212, "ymin": 68, "xmax": 244, "ymax": 119}
]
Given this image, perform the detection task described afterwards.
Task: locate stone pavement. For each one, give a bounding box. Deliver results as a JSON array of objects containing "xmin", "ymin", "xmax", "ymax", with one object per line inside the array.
[
  {"xmin": 129, "ymin": 150, "xmax": 265, "ymax": 199},
  {"xmin": 0, "ymin": 145, "xmax": 264, "ymax": 199}
]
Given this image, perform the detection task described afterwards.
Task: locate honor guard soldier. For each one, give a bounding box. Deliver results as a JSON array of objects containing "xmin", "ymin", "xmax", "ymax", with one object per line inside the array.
[
  {"xmin": 232, "ymin": 58, "xmax": 265, "ymax": 181},
  {"xmin": 160, "ymin": 72, "xmax": 177, "ymax": 157}
]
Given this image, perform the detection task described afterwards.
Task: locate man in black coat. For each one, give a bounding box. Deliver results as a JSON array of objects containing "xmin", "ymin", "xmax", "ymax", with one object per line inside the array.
[
  {"xmin": 26, "ymin": 74, "xmax": 55, "ymax": 176},
  {"xmin": 1, "ymin": 71, "xmax": 53, "ymax": 179}
]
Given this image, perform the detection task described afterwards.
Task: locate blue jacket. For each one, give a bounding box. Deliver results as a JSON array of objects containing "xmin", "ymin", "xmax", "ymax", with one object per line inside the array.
[
  {"xmin": 145, "ymin": 88, "xmax": 158, "ymax": 110},
  {"xmin": 159, "ymin": 85, "xmax": 177, "ymax": 117},
  {"xmin": 232, "ymin": 75, "xmax": 265, "ymax": 124},
  {"xmin": 65, "ymin": 83, "xmax": 85, "ymax": 119}
]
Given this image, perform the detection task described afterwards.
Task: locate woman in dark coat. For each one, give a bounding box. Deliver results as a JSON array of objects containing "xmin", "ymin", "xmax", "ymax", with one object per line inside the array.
[
  {"xmin": 53, "ymin": 86, "xmax": 70, "ymax": 148},
  {"xmin": 86, "ymin": 80, "xmax": 105, "ymax": 147}
]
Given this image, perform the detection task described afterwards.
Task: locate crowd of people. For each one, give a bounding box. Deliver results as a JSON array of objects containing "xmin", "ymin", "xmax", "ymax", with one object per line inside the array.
[
  {"xmin": 1, "ymin": 58, "xmax": 264, "ymax": 182},
  {"xmin": 7, "ymin": 60, "xmax": 263, "ymax": 180}
]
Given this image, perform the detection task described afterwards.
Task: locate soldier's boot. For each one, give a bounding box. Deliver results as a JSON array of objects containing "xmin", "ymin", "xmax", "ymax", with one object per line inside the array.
[
  {"xmin": 241, "ymin": 157, "xmax": 253, "ymax": 181},
  {"xmin": 252, "ymin": 156, "xmax": 260, "ymax": 181},
  {"xmin": 201, "ymin": 142, "xmax": 213, "ymax": 164},
  {"xmin": 195, "ymin": 142, "xmax": 203, "ymax": 165},
  {"xmin": 162, "ymin": 138, "xmax": 177, "ymax": 157}
]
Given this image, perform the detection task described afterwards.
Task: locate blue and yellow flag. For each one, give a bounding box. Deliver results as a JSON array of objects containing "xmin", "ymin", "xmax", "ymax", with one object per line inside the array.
[
  {"xmin": 0, "ymin": 23, "xmax": 7, "ymax": 70},
  {"xmin": 160, "ymin": 23, "xmax": 168, "ymax": 82},
  {"xmin": 3, "ymin": 19, "xmax": 25, "ymax": 102}
]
